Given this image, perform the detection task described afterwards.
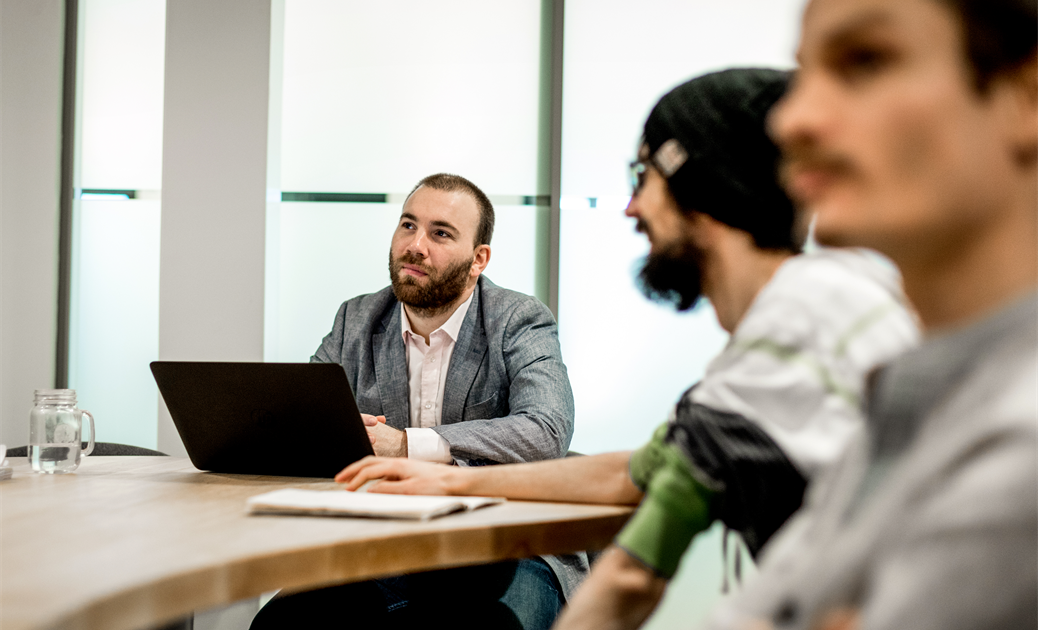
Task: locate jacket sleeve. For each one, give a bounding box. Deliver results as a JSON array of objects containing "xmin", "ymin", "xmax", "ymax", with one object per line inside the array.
[
  {"xmin": 617, "ymin": 422, "xmax": 718, "ymax": 578},
  {"xmin": 665, "ymin": 397, "xmax": 808, "ymax": 556},
  {"xmin": 615, "ymin": 396, "xmax": 807, "ymax": 578},
  {"xmin": 431, "ymin": 297, "xmax": 575, "ymax": 465}
]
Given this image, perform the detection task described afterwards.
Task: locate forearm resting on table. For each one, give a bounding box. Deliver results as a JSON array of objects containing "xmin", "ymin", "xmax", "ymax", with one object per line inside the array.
[
  {"xmin": 337, "ymin": 451, "xmax": 642, "ymax": 505},
  {"xmin": 454, "ymin": 451, "xmax": 642, "ymax": 505},
  {"xmin": 553, "ymin": 546, "xmax": 667, "ymax": 630}
]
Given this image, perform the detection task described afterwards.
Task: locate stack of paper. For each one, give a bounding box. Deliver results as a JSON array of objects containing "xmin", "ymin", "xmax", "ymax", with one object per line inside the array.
[{"xmin": 246, "ymin": 488, "xmax": 504, "ymax": 521}]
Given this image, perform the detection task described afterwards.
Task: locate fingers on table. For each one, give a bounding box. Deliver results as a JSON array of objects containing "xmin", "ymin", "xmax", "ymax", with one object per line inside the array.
[
  {"xmin": 353, "ymin": 460, "xmax": 412, "ymax": 490},
  {"xmin": 335, "ymin": 456, "xmax": 395, "ymax": 486}
]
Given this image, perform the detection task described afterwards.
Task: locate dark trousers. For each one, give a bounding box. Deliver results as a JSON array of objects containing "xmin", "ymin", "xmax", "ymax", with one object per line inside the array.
[{"xmin": 250, "ymin": 557, "xmax": 564, "ymax": 630}]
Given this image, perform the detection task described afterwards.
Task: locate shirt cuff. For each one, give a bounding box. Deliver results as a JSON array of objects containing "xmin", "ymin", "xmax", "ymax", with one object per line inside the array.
[{"xmin": 405, "ymin": 428, "xmax": 453, "ymax": 464}]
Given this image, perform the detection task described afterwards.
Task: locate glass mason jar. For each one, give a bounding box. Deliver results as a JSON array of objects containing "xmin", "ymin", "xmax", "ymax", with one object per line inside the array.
[{"xmin": 28, "ymin": 389, "xmax": 95, "ymax": 474}]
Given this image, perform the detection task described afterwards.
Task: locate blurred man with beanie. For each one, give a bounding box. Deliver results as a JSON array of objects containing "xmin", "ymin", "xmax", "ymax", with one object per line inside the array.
[{"xmin": 337, "ymin": 68, "xmax": 918, "ymax": 630}]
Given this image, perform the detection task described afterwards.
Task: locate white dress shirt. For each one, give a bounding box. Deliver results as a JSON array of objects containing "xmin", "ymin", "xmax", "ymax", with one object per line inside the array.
[{"xmin": 400, "ymin": 291, "xmax": 475, "ymax": 463}]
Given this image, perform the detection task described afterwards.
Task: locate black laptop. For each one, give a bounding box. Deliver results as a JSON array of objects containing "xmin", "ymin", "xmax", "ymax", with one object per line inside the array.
[{"xmin": 150, "ymin": 361, "xmax": 374, "ymax": 478}]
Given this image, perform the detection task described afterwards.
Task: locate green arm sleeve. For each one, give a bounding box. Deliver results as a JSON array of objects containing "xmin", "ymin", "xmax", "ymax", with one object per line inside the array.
[
  {"xmin": 617, "ymin": 433, "xmax": 716, "ymax": 578},
  {"xmin": 628, "ymin": 423, "xmax": 671, "ymax": 491}
]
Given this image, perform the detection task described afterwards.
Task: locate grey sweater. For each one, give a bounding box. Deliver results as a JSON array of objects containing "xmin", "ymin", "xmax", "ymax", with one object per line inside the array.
[{"xmin": 706, "ymin": 294, "xmax": 1038, "ymax": 630}]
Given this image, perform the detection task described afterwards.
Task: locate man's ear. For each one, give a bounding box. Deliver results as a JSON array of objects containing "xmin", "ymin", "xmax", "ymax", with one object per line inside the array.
[
  {"xmin": 471, "ymin": 244, "xmax": 491, "ymax": 277},
  {"xmin": 1000, "ymin": 52, "xmax": 1038, "ymax": 165}
]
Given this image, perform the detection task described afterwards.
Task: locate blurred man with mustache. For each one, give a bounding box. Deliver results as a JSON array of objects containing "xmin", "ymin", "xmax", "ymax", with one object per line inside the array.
[
  {"xmin": 337, "ymin": 69, "xmax": 919, "ymax": 630},
  {"xmin": 251, "ymin": 173, "xmax": 579, "ymax": 629},
  {"xmin": 701, "ymin": 1, "xmax": 1037, "ymax": 629}
]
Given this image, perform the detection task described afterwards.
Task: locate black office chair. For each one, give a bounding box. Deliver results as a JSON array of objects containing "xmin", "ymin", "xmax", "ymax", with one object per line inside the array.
[{"xmin": 6, "ymin": 443, "xmax": 168, "ymax": 457}]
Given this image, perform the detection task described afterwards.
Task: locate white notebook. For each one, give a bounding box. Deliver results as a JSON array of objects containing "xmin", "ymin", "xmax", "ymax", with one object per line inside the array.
[
  {"xmin": 246, "ymin": 488, "xmax": 505, "ymax": 521},
  {"xmin": 0, "ymin": 445, "xmax": 11, "ymax": 481}
]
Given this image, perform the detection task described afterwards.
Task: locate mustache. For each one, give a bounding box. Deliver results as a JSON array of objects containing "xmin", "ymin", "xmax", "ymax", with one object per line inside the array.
[
  {"xmin": 779, "ymin": 142, "xmax": 857, "ymax": 190},
  {"xmin": 394, "ymin": 251, "xmax": 431, "ymax": 273}
]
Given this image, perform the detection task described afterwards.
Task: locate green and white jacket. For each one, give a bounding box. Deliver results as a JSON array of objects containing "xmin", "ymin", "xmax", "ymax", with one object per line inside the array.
[{"xmin": 617, "ymin": 248, "xmax": 920, "ymax": 578}]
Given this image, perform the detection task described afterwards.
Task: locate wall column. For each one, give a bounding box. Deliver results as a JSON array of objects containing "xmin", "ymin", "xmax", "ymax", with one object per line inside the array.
[
  {"xmin": 0, "ymin": 0, "xmax": 65, "ymax": 446},
  {"xmin": 158, "ymin": 0, "xmax": 274, "ymax": 456}
]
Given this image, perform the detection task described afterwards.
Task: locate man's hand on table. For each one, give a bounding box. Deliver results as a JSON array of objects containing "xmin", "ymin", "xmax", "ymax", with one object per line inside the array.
[
  {"xmin": 360, "ymin": 413, "xmax": 408, "ymax": 458},
  {"xmin": 336, "ymin": 456, "xmax": 459, "ymax": 495}
]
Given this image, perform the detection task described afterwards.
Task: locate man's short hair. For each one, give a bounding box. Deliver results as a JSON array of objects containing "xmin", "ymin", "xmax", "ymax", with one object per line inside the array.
[
  {"xmin": 943, "ymin": 0, "xmax": 1037, "ymax": 91},
  {"xmin": 642, "ymin": 68, "xmax": 803, "ymax": 253},
  {"xmin": 406, "ymin": 173, "xmax": 495, "ymax": 247}
]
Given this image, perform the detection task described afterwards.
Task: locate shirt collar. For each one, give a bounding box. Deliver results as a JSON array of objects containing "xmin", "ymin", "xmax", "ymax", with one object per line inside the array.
[{"xmin": 399, "ymin": 289, "xmax": 476, "ymax": 344}]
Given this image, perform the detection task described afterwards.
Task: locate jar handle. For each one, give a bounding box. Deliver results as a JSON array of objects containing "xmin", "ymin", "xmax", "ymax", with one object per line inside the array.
[{"xmin": 80, "ymin": 410, "xmax": 95, "ymax": 457}]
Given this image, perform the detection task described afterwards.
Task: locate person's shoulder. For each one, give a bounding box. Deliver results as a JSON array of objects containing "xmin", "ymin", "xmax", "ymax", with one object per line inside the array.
[
  {"xmin": 746, "ymin": 249, "xmax": 911, "ymax": 331},
  {"xmin": 995, "ymin": 357, "xmax": 1038, "ymax": 432},
  {"xmin": 773, "ymin": 248, "xmax": 905, "ymax": 306},
  {"xmin": 478, "ymin": 276, "xmax": 553, "ymax": 320},
  {"xmin": 914, "ymin": 334, "xmax": 1037, "ymax": 526},
  {"xmin": 973, "ymin": 318, "xmax": 1038, "ymax": 433},
  {"xmin": 733, "ymin": 248, "xmax": 919, "ymax": 372},
  {"xmin": 337, "ymin": 285, "xmax": 398, "ymax": 325}
]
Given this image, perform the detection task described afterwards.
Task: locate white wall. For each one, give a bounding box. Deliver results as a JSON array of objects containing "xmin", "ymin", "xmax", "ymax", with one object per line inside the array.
[{"xmin": 0, "ymin": 0, "xmax": 65, "ymax": 447}]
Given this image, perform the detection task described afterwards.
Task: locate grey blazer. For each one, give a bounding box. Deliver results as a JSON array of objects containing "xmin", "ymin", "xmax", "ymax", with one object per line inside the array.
[
  {"xmin": 311, "ymin": 275, "xmax": 575, "ymax": 465},
  {"xmin": 311, "ymin": 276, "xmax": 587, "ymax": 599}
]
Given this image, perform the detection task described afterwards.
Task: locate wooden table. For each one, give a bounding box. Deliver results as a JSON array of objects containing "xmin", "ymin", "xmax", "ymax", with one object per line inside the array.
[{"xmin": 0, "ymin": 457, "xmax": 632, "ymax": 630}]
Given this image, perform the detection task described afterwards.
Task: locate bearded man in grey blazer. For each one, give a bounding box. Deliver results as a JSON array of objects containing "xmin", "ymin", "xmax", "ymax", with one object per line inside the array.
[
  {"xmin": 310, "ymin": 173, "xmax": 574, "ymax": 468},
  {"xmin": 250, "ymin": 173, "xmax": 578, "ymax": 630}
]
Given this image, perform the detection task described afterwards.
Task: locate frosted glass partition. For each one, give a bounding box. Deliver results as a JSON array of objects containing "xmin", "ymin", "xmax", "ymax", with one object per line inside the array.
[
  {"xmin": 275, "ymin": 202, "xmax": 401, "ymax": 363},
  {"xmin": 69, "ymin": 0, "xmax": 166, "ymax": 449},
  {"xmin": 280, "ymin": 0, "xmax": 544, "ymax": 194},
  {"xmin": 560, "ymin": 0, "xmax": 806, "ymax": 197},
  {"xmin": 273, "ymin": 0, "xmax": 550, "ymax": 363},
  {"xmin": 560, "ymin": 0, "xmax": 805, "ymax": 449},
  {"xmin": 560, "ymin": 0, "xmax": 804, "ymax": 457},
  {"xmin": 559, "ymin": 202, "xmax": 730, "ymax": 456},
  {"xmin": 558, "ymin": 2, "xmax": 806, "ymax": 628},
  {"xmin": 79, "ymin": 0, "xmax": 166, "ymax": 190},
  {"xmin": 273, "ymin": 202, "xmax": 544, "ymax": 363},
  {"xmin": 69, "ymin": 199, "xmax": 161, "ymax": 448},
  {"xmin": 482, "ymin": 205, "xmax": 547, "ymax": 301}
]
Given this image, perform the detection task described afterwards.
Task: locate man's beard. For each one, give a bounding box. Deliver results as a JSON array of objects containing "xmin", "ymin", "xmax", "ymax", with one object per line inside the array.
[
  {"xmin": 636, "ymin": 238, "xmax": 704, "ymax": 312},
  {"xmin": 389, "ymin": 251, "xmax": 473, "ymax": 317}
]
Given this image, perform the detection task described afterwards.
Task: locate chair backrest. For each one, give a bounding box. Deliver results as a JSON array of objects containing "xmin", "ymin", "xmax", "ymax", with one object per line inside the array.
[{"xmin": 6, "ymin": 443, "xmax": 167, "ymax": 457}]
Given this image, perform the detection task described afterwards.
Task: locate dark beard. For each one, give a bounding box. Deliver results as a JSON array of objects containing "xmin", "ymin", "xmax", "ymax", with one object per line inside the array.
[
  {"xmin": 389, "ymin": 251, "xmax": 473, "ymax": 317},
  {"xmin": 635, "ymin": 240, "xmax": 704, "ymax": 312}
]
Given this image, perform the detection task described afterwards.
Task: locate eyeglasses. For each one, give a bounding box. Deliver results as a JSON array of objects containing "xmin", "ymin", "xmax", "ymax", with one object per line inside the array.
[
  {"xmin": 629, "ymin": 159, "xmax": 650, "ymax": 196},
  {"xmin": 629, "ymin": 139, "xmax": 689, "ymax": 197}
]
